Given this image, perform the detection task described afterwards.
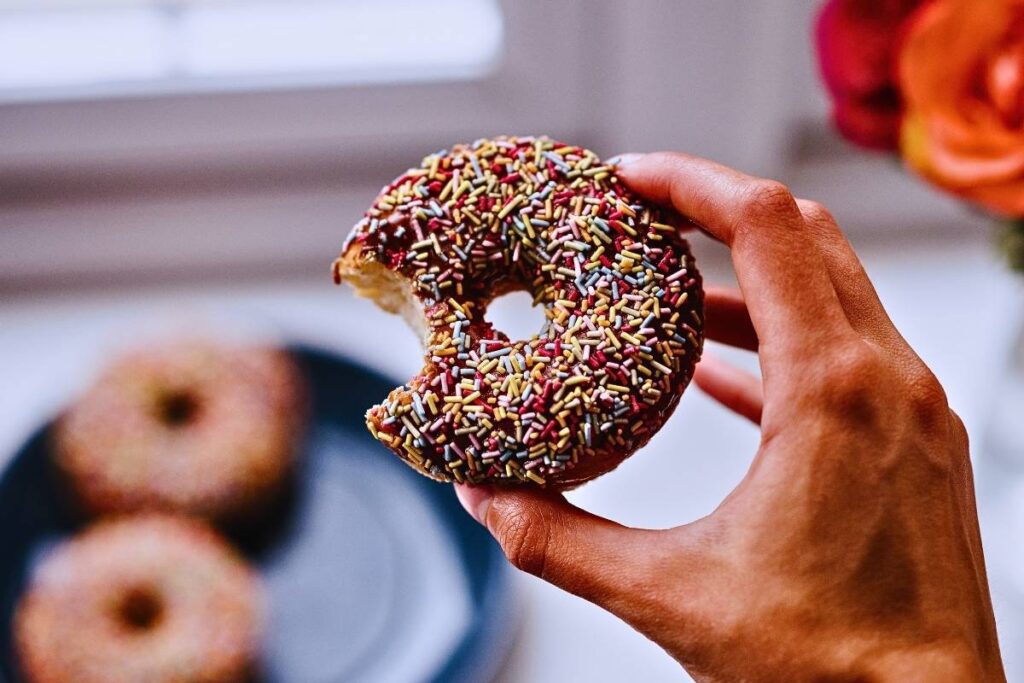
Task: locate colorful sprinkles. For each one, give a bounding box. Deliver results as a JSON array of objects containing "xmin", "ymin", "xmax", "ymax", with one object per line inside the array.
[{"xmin": 334, "ymin": 136, "xmax": 704, "ymax": 487}]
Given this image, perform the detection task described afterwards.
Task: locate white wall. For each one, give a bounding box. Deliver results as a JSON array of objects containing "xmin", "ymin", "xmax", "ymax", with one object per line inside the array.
[{"xmin": 0, "ymin": 0, "xmax": 990, "ymax": 295}]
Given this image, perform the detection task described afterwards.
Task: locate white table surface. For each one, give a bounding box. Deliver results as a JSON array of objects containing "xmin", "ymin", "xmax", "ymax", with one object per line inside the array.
[{"xmin": 2, "ymin": 232, "xmax": 1021, "ymax": 682}]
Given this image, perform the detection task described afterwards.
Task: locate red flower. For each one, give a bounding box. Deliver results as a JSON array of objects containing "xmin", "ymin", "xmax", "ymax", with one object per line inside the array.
[{"xmin": 815, "ymin": 0, "xmax": 927, "ymax": 150}]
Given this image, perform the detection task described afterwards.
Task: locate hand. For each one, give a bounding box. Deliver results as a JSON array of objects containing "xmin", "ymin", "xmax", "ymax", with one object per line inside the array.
[{"xmin": 454, "ymin": 153, "xmax": 1006, "ymax": 682}]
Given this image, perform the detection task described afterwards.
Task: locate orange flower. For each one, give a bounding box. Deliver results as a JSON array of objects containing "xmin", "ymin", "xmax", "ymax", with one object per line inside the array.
[{"xmin": 900, "ymin": 0, "xmax": 1024, "ymax": 216}]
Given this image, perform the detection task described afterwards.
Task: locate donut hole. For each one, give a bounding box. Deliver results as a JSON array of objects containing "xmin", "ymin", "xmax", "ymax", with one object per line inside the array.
[
  {"xmin": 155, "ymin": 390, "xmax": 201, "ymax": 427},
  {"xmin": 486, "ymin": 290, "xmax": 546, "ymax": 343},
  {"xmin": 114, "ymin": 586, "xmax": 164, "ymax": 633}
]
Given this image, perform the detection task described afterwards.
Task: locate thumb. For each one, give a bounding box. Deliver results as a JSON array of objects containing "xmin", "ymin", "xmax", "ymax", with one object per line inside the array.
[{"xmin": 454, "ymin": 484, "xmax": 667, "ymax": 619}]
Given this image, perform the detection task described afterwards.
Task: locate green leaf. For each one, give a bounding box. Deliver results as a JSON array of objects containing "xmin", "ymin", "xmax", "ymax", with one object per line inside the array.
[{"xmin": 1000, "ymin": 219, "xmax": 1024, "ymax": 274}]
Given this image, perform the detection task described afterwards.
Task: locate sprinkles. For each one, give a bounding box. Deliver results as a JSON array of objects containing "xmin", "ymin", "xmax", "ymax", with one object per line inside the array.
[{"xmin": 334, "ymin": 136, "xmax": 704, "ymax": 488}]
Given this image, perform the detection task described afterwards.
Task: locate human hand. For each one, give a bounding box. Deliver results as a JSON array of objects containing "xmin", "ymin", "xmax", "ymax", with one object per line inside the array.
[{"xmin": 455, "ymin": 153, "xmax": 1005, "ymax": 682}]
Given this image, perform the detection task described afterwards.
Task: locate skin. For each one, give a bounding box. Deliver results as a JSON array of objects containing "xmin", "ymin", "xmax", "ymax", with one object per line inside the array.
[{"xmin": 455, "ymin": 152, "xmax": 1006, "ymax": 682}]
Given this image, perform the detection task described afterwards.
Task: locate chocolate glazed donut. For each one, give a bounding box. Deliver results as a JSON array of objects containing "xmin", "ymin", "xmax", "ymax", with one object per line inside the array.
[{"xmin": 335, "ymin": 136, "xmax": 704, "ymax": 488}]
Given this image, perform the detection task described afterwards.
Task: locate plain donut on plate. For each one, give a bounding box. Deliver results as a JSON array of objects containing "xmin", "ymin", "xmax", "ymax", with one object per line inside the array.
[
  {"xmin": 15, "ymin": 515, "xmax": 263, "ymax": 683},
  {"xmin": 53, "ymin": 340, "xmax": 306, "ymax": 523}
]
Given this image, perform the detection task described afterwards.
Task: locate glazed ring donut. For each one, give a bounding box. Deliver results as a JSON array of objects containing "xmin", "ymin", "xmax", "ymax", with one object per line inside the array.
[
  {"xmin": 15, "ymin": 515, "xmax": 263, "ymax": 683},
  {"xmin": 53, "ymin": 340, "xmax": 306, "ymax": 523},
  {"xmin": 335, "ymin": 136, "xmax": 704, "ymax": 488}
]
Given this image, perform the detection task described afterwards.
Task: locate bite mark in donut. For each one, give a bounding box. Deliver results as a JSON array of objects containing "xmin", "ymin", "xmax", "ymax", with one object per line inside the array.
[{"xmin": 335, "ymin": 136, "xmax": 704, "ymax": 488}]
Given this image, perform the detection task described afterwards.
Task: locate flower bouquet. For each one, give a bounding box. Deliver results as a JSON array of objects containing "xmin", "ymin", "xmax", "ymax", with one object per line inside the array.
[{"xmin": 814, "ymin": 0, "xmax": 1024, "ymax": 271}]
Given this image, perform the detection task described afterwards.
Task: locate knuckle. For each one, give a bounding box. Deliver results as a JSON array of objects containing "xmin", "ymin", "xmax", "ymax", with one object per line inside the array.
[
  {"xmin": 946, "ymin": 411, "xmax": 972, "ymax": 473},
  {"xmin": 822, "ymin": 342, "xmax": 884, "ymax": 388},
  {"xmin": 797, "ymin": 200, "xmax": 838, "ymax": 231},
  {"xmin": 740, "ymin": 180, "xmax": 798, "ymax": 222},
  {"xmin": 490, "ymin": 499, "xmax": 553, "ymax": 577},
  {"xmin": 918, "ymin": 408, "xmax": 968, "ymax": 480},
  {"xmin": 902, "ymin": 364, "xmax": 950, "ymax": 427},
  {"xmin": 949, "ymin": 410, "xmax": 969, "ymax": 446},
  {"xmin": 815, "ymin": 343, "xmax": 887, "ymax": 425}
]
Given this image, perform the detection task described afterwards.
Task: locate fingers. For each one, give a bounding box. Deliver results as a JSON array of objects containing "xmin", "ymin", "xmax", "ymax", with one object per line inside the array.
[
  {"xmin": 794, "ymin": 199, "xmax": 903, "ymax": 349},
  {"xmin": 700, "ymin": 203, "xmax": 901, "ymax": 353},
  {"xmin": 617, "ymin": 153, "xmax": 852, "ymax": 358},
  {"xmin": 705, "ymin": 286, "xmax": 758, "ymax": 351},
  {"xmin": 694, "ymin": 355, "xmax": 763, "ymax": 424},
  {"xmin": 454, "ymin": 485, "xmax": 669, "ymax": 623}
]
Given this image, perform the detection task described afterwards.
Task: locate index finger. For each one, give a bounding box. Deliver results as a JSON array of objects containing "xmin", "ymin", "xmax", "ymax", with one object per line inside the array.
[{"xmin": 616, "ymin": 152, "xmax": 852, "ymax": 358}]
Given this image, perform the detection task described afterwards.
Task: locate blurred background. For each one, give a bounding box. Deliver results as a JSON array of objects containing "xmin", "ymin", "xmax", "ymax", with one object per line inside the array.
[{"xmin": 1, "ymin": 0, "xmax": 1021, "ymax": 681}]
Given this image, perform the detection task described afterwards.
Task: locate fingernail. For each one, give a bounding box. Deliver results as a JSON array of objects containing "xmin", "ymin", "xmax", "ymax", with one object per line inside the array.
[
  {"xmin": 605, "ymin": 153, "xmax": 642, "ymax": 168},
  {"xmin": 454, "ymin": 484, "xmax": 494, "ymax": 526}
]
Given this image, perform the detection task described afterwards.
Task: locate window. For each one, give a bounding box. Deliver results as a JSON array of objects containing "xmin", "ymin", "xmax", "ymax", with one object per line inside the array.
[
  {"xmin": 0, "ymin": 0, "xmax": 596, "ymax": 289},
  {"xmin": 0, "ymin": 0, "xmax": 504, "ymax": 102}
]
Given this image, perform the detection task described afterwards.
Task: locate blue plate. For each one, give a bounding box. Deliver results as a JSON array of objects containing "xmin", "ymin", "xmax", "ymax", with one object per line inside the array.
[{"xmin": 0, "ymin": 347, "xmax": 516, "ymax": 683}]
